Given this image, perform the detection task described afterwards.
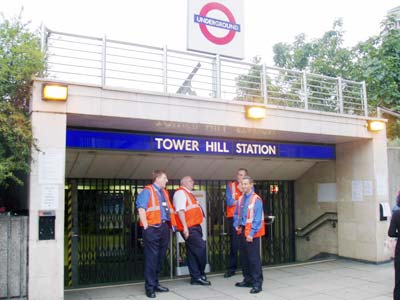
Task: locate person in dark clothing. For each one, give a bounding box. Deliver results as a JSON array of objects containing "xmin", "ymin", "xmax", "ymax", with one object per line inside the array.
[
  {"xmin": 137, "ymin": 170, "xmax": 177, "ymax": 298},
  {"xmin": 388, "ymin": 209, "xmax": 400, "ymax": 300},
  {"xmin": 224, "ymin": 168, "xmax": 248, "ymax": 278},
  {"xmin": 233, "ymin": 176, "xmax": 265, "ymax": 294},
  {"xmin": 393, "ymin": 192, "xmax": 400, "ymax": 214}
]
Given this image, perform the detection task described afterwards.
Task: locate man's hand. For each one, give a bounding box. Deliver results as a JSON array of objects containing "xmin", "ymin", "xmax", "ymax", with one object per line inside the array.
[
  {"xmin": 178, "ymin": 210, "xmax": 189, "ymax": 239},
  {"xmin": 236, "ymin": 226, "xmax": 242, "ymax": 235},
  {"xmin": 138, "ymin": 208, "xmax": 148, "ymax": 230},
  {"xmin": 183, "ymin": 227, "xmax": 189, "ymax": 239},
  {"xmin": 246, "ymin": 235, "xmax": 253, "ymax": 243}
]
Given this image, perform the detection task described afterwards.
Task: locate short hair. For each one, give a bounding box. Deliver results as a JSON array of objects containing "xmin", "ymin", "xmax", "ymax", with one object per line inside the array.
[
  {"xmin": 180, "ymin": 176, "xmax": 192, "ymax": 185},
  {"xmin": 152, "ymin": 170, "xmax": 166, "ymax": 183},
  {"xmin": 237, "ymin": 168, "xmax": 248, "ymax": 175},
  {"xmin": 241, "ymin": 175, "xmax": 254, "ymax": 184}
]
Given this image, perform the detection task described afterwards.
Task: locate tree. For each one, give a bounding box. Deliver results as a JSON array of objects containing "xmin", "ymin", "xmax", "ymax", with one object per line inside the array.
[
  {"xmin": 352, "ymin": 16, "xmax": 400, "ymax": 109},
  {"xmin": 0, "ymin": 102, "xmax": 34, "ymax": 186},
  {"xmin": 272, "ymin": 16, "xmax": 400, "ymax": 138},
  {"xmin": 350, "ymin": 16, "xmax": 400, "ymax": 138},
  {"xmin": 0, "ymin": 12, "xmax": 45, "ymax": 187},
  {"xmin": 0, "ymin": 12, "xmax": 45, "ymax": 110},
  {"xmin": 235, "ymin": 56, "xmax": 263, "ymax": 102},
  {"xmin": 273, "ymin": 19, "xmax": 354, "ymax": 78}
]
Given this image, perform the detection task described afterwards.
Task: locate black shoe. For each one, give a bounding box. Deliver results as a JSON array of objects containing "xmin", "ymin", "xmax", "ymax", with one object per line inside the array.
[
  {"xmin": 224, "ymin": 270, "xmax": 236, "ymax": 278},
  {"xmin": 200, "ymin": 275, "xmax": 208, "ymax": 281},
  {"xmin": 191, "ymin": 278, "xmax": 211, "ymax": 286},
  {"xmin": 146, "ymin": 290, "xmax": 156, "ymax": 298},
  {"xmin": 235, "ymin": 281, "xmax": 252, "ymax": 287},
  {"xmin": 155, "ymin": 285, "xmax": 169, "ymax": 292},
  {"xmin": 250, "ymin": 287, "xmax": 262, "ymax": 294}
]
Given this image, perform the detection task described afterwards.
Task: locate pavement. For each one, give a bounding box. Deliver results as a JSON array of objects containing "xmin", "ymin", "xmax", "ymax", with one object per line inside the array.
[{"xmin": 65, "ymin": 258, "xmax": 394, "ymax": 300}]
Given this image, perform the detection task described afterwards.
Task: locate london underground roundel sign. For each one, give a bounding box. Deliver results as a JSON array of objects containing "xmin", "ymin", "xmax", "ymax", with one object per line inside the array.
[
  {"xmin": 187, "ymin": 0, "xmax": 244, "ymax": 59},
  {"xmin": 197, "ymin": 2, "xmax": 239, "ymax": 45}
]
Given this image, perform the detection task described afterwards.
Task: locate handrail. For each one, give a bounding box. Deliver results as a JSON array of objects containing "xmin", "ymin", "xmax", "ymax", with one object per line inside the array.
[{"xmin": 295, "ymin": 212, "xmax": 337, "ymax": 239}]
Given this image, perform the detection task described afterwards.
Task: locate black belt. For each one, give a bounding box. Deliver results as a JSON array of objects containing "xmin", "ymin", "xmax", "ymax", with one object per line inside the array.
[{"xmin": 150, "ymin": 220, "xmax": 169, "ymax": 227}]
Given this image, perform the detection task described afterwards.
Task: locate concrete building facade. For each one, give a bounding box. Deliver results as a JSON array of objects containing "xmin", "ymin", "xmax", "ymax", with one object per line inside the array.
[{"xmin": 27, "ymin": 29, "xmax": 391, "ymax": 300}]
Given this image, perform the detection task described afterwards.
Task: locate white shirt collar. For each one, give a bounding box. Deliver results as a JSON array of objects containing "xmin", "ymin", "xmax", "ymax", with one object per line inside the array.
[{"xmin": 181, "ymin": 186, "xmax": 193, "ymax": 194}]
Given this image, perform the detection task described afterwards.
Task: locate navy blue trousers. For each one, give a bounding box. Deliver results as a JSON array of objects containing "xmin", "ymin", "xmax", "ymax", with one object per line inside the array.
[
  {"xmin": 395, "ymin": 255, "xmax": 400, "ymax": 300},
  {"xmin": 143, "ymin": 223, "xmax": 170, "ymax": 292},
  {"xmin": 183, "ymin": 225, "xmax": 207, "ymax": 280},
  {"xmin": 227, "ymin": 217, "xmax": 241, "ymax": 272},
  {"xmin": 239, "ymin": 232, "xmax": 263, "ymax": 288}
]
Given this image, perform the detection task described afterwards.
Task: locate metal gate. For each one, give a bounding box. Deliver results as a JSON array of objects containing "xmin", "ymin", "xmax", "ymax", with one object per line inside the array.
[{"xmin": 64, "ymin": 179, "xmax": 294, "ymax": 287}]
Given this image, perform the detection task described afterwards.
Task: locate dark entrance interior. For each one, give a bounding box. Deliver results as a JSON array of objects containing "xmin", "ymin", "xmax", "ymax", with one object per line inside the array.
[{"xmin": 64, "ymin": 178, "xmax": 295, "ymax": 287}]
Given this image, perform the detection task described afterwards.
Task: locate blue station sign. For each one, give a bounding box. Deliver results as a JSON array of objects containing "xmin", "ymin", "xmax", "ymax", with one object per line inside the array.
[{"xmin": 66, "ymin": 129, "xmax": 335, "ymax": 160}]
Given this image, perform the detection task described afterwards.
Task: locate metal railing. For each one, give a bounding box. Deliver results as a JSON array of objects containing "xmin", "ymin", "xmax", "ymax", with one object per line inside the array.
[
  {"xmin": 42, "ymin": 27, "xmax": 368, "ymax": 117},
  {"xmin": 64, "ymin": 178, "xmax": 294, "ymax": 286},
  {"xmin": 295, "ymin": 212, "xmax": 338, "ymax": 240}
]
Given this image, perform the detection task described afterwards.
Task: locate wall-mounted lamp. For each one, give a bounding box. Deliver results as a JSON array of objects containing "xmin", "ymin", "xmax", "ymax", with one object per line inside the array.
[
  {"xmin": 245, "ymin": 106, "xmax": 266, "ymax": 120},
  {"xmin": 42, "ymin": 83, "xmax": 68, "ymax": 101},
  {"xmin": 367, "ymin": 120, "xmax": 385, "ymax": 132}
]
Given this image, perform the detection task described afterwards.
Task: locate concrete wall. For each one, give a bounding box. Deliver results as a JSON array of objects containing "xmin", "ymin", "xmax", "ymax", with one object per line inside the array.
[
  {"xmin": 295, "ymin": 161, "xmax": 338, "ymax": 261},
  {"xmin": 296, "ymin": 131, "xmax": 392, "ymax": 263},
  {"xmin": 388, "ymin": 147, "xmax": 400, "ymax": 207},
  {"xmin": 28, "ymin": 111, "xmax": 66, "ymax": 300},
  {"xmin": 32, "ymin": 80, "xmax": 375, "ymax": 145},
  {"xmin": 336, "ymin": 131, "xmax": 390, "ymax": 262},
  {"xmin": 0, "ymin": 216, "xmax": 28, "ymax": 299}
]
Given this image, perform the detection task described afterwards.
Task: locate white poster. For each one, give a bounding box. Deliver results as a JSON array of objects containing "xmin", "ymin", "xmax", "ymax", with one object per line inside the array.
[
  {"xmin": 377, "ymin": 176, "xmax": 389, "ymax": 196},
  {"xmin": 317, "ymin": 183, "xmax": 337, "ymax": 202},
  {"xmin": 38, "ymin": 150, "xmax": 64, "ymax": 184},
  {"xmin": 380, "ymin": 202, "xmax": 392, "ymax": 217},
  {"xmin": 352, "ymin": 180, "xmax": 363, "ymax": 202},
  {"xmin": 40, "ymin": 185, "xmax": 59, "ymax": 210},
  {"xmin": 187, "ymin": 0, "xmax": 244, "ymax": 59},
  {"xmin": 363, "ymin": 180, "xmax": 373, "ymax": 197}
]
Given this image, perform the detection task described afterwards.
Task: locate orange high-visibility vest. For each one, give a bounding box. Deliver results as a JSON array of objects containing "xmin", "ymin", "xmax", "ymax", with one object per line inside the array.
[
  {"xmin": 140, "ymin": 185, "xmax": 176, "ymax": 227},
  {"xmin": 175, "ymin": 187, "xmax": 203, "ymax": 231},
  {"xmin": 226, "ymin": 181, "xmax": 242, "ymax": 218},
  {"xmin": 237, "ymin": 192, "xmax": 265, "ymax": 238}
]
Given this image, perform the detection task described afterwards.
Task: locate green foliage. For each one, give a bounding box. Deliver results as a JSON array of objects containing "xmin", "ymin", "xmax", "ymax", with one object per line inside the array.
[
  {"xmin": 0, "ymin": 102, "xmax": 34, "ymax": 186},
  {"xmin": 0, "ymin": 12, "xmax": 45, "ymax": 110},
  {"xmin": 273, "ymin": 19, "xmax": 354, "ymax": 78},
  {"xmin": 352, "ymin": 16, "xmax": 400, "ymax": 110},
  {"xmin": 0, "ymin": 12, "xmax": 45, "ymax": 187},
  {"xmin": 388, "ymin": 136, "xmax": 400, "ymax": 147},
  {"xmin": 272, "ymin": 16, "xmax": 400, "ymax": 139},
  {"xmin": 235, "ymin": 56, "xmax": 263, "ymax": 102}
]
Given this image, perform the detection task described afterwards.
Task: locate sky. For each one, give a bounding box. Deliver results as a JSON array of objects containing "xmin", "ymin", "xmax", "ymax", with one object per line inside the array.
[{"xmin": 1, "ymin": 0, "xmax": 399, "ymax": 64}]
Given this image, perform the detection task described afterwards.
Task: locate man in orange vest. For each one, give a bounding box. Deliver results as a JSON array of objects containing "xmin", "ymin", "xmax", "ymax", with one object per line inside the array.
[
  {"xmin": 137, "ymin": 170, "xmax": 177, "ymax": 298},
  {"xmin": 173, "ymin": 176, "xmax": 211, "ymax": 286},
  {"xmin": 233, "ymin": 176, "xmax": 265, "ymax": 294},
  {"xmin": 224, "ymin": 168, "xmax": 248, "ymax": 278}
]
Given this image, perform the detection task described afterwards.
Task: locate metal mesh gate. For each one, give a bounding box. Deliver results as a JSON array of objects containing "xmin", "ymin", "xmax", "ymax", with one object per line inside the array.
[{"xmin": 64, "ymin": 178, "xmax": 294, "ymax": 287}]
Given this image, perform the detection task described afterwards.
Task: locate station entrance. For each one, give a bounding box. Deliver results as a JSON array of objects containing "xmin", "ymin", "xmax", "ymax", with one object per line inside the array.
[{"xmin": 64, "ymin": 178, "xmax": 294, "ymax": 287}]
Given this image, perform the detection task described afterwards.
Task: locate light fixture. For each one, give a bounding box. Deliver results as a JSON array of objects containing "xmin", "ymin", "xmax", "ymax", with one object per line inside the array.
[
  {"xmin": 245, "ymin": 106, "xmax": 266, "ymax": 119},
  {"xmin": 367, "ymin": 120, "xmax": 385, "ymax": 132},
  {"xmin": 42, "ymin": 83, "xmax": 68, "ymax": 101}
]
